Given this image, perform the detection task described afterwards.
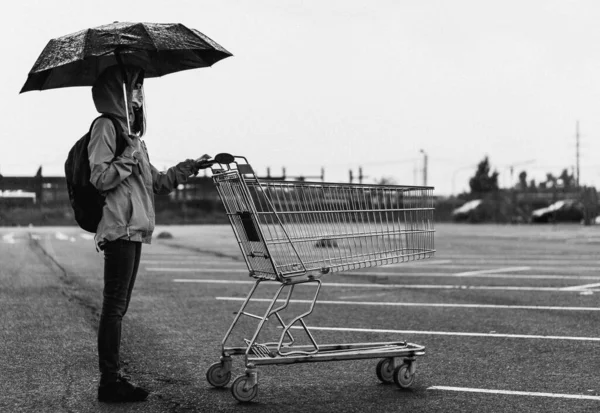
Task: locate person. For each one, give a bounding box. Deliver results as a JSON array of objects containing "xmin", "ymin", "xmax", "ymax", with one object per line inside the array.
[{"xmin": 88, "ymin": 64, "xmax": 210, "ymax": 403}]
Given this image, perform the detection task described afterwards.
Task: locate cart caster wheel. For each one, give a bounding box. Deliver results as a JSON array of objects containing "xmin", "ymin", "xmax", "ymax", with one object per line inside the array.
[
  {"xmin": 206, "ymin": 362, "xmax": 231, "ymax": 388},
  {"xmin": 376, "ymin": 358, "xmax": 395, "ymax": 384},
  {"xmin": 394, "ymin": 363, "xmax": 416, "ymax": 389},
  {"xmin": 231, "ymin": 375, "xmax": 258, "ymax": 402}
]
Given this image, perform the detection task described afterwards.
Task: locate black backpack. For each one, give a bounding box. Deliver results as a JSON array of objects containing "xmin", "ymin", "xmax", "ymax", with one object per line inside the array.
[{"xmin": 65, "ymin": 115, "xmax": 126, "ymax": 233}]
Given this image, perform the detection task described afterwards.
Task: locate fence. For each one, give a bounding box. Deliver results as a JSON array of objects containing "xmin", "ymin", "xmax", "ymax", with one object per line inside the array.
[{"xmin": 0, "ymin": 174, "xmax": 226, "ymax": 226}]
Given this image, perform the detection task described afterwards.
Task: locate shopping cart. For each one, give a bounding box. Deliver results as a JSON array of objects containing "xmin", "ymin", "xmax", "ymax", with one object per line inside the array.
[{"xmin": 205, "ymin": 154, "xmax": 435, "ymax": 402}]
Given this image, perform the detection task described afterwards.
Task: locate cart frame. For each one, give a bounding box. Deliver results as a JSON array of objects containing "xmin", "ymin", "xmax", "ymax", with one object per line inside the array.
[{"xmin": 205, "ymin": 155, "xmax": 434, "ymax": 402}]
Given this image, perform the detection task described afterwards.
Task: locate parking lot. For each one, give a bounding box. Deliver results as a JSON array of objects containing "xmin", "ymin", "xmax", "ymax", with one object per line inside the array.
[{"xmin": 2, "ymin": 223, "xmax": 600, "ymax": 412}]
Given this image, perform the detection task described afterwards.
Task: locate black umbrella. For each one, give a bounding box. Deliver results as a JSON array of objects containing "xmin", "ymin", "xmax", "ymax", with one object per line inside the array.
[{"xmin": 20, "ymin": 21, "xmax": 232, "ymax": 93}]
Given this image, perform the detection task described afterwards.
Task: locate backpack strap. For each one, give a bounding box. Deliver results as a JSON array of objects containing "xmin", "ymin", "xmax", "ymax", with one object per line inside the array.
[{"xmin": 91, "ymin": 114, "xmax": 127, "ymax": 157}]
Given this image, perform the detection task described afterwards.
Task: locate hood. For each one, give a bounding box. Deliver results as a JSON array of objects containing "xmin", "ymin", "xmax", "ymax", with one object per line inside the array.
[{"xmin": 92, "ymin": 65, "xmax": 144, "ymax": 134}]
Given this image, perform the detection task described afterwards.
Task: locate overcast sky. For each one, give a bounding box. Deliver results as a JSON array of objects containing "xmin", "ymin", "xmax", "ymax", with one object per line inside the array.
[{"xmin": 3, "ymin": 0, "xmax": 600, "ymax": 195}]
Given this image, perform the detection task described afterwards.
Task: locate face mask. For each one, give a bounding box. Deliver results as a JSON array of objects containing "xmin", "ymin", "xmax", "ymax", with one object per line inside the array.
[
  {"xmin": 131, "ymin": 82, "xmax": 146, "ymax": 136},
  {"xmin": 132, "ymin": 83, "xmax": 143, "ymax": 109}
]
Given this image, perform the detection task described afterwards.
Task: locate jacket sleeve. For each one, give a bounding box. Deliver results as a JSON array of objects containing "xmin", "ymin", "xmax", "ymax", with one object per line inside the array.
[
  {"xmin": 151, "ymin": 160, "xmax": 198, "ymax": 195},
  {"xmin": 88, "ymin": 118, "xmax": 138, "ymax": 192}
]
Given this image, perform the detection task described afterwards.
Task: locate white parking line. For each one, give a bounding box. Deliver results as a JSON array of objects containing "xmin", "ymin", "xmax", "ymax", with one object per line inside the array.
[
  {"xmin": 151, "ymin": 268, "xmax": 248, "ymax": 273},
  {"xmin": 427, "ymin": 386, "xmax": 600, "ymax": 401},
  {"xmin": 143, "ymin": 256, "xmax": 238, "ymax": 260},
  {"xmin": 285, "ymin": 325, "xmax": 600, "ymax": 342},
  {"xmin": 397, "ymin": 264, "xmax": 600, "ymax": 272},
  {"xmin": 172, "ymin": 278, "xmax": 600, "ymax": 292},
  {"xmin": 454, "ymin": 259, "xmax": 600, "ymax": 265},
  {"xmin": 55, "ymin": 232, "xmax": 76, "ymax": 242},
  {"xmin": 215, "ymin": 296, "xmax": 600, "ymax": 312},
  {"xmin": 383, "ymin": 262, "xmax": 600, "ymax": 273},
  {"xmin": 428, "ymin": 255, "xmax": 600, "ymax": 262},
  {"xmin": 398, "ymin": 259, "xmax": 453, "ymax": 265},
  {"xmin": 453, "ymin": 267, "xmax": 531, "ymax": 276},
  {"xmin": 151, "ymin": 267, "xmax": 600, "ymax": 281},
  {"xmin": 561, "ymin": 282, "xmax": 600, "ymax": 291},
  {"xmin": 2, "ymin": 233, "xmax": 16, "ymax": 244},
  {"xmin": 144, "ymin": 254, "xmax": 237, "ymax": 259},
  {"xmin": 351, "ymin": 272, "xmax": 600, "ymax": 281},
  {"xmin": 142, "ymin": 260, "xmax": 243, "ymax": 266}
]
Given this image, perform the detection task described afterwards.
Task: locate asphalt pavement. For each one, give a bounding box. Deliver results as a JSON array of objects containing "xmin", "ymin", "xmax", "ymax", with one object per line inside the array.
[{"xmin": 1, "ymin": 223, "xmax": 600, "ymax": 412}]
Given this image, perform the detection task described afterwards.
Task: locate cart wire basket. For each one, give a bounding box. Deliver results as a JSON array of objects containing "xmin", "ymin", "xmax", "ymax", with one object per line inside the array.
[{"xmin": 205, "ymin": 154, "xmax": 435, "ymax": 402}]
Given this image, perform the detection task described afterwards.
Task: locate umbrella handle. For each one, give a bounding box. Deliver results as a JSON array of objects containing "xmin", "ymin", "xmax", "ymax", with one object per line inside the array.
[
  {"xmin": 122, "ymin": 81, "xmax": 131, "ymax": 135},
  {"xmin": 115, "ymin": 49, "xmax": 132, "ymax": 135}
]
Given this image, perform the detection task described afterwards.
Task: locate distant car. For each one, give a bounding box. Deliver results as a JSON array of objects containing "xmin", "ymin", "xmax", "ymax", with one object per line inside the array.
[
  {"xmin": 452, "ymin": 199, "xmax": 483, "ymax": 222},
  {"xmin": 530, "ymin": 199, "xmax": 583, "ymax": 223}
]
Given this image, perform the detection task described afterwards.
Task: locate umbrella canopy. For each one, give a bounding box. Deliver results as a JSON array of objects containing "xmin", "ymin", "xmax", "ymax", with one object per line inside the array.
[{"xmin": 20, "ymin": 21, "xmax": 232, "ymax": 93}]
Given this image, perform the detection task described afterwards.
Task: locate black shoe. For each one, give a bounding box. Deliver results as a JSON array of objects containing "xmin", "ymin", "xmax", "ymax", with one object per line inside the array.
[{"xmin": 98, "ymin": 377, "xmax": 149, "ymax": 403}]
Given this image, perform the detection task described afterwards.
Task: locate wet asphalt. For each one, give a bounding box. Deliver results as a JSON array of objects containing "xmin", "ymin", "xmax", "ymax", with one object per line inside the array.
[{"xmin": 1, "ymin": 223, "xmax": 600, "ymax": 412}]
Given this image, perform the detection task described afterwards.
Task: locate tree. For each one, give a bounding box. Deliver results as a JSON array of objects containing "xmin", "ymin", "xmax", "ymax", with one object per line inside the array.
[
  {"xmin": 558, "ymin": 168, "xmax": 576, "ymax": 189},
  {"xmin": 526, "ymin": 169, "xmax": 576, "ymax": 191},
  {"xmin": 544, "ymin": 173, "xmax": 558, "ymax": 189},
  {"xmin": 374, "ymin": 177, "xmax": 398, "ymax": 185},
  {"xmin": 469, "ymin": 156, "xmax": 499, "ymax": 193},
  {"xmin": 517, "ymin": 171, "xmax": 527, "ymax": 190},
  {"xmin": 528, "ymin": 179, "xmax": 537, "ymax": 192}
]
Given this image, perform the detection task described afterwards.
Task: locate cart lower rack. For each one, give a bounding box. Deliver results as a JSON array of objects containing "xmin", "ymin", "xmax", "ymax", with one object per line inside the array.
[{"xmin": 205, "ymin": 155, "xmax": 435, "ymax": 402}]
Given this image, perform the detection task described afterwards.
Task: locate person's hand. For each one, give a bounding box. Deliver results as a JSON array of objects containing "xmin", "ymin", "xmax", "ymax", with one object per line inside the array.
[
  {"xmin": 120, "ymin": 132, "xmax": 142, "ymax": 152},
  {"xmin": 183, "ymin": 155, "xmax": 211, "ymax": 177},
  {"xmin": 194, "ymin": 154, "xmax": 212, "ymax": 170}
]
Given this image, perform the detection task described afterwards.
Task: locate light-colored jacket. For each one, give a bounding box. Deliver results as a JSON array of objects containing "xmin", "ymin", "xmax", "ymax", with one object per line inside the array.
[{"xmin": 88, "ymin": 65, "xmax": 196, "ymax": 248}]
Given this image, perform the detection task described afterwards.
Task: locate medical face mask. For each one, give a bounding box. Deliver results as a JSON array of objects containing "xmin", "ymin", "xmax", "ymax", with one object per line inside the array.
[
  {"xmin": 131, "ymin": 83, "xmax": 146, "ymax": 136},
  {"xmin": 132, "ymin": 83, "xmax": 143, "ymax": 109}
]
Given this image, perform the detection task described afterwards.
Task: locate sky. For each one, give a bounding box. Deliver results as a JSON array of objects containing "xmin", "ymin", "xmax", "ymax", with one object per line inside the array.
[{"xmin": 3, "ymin": 0, "xmax": 600, "ymax": 195}]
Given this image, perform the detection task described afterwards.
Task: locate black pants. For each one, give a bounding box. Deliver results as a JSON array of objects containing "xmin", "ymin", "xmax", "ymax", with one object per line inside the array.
[{"xmin": 98, "ymin": 239, "xmax": 142, "ymax": 384}]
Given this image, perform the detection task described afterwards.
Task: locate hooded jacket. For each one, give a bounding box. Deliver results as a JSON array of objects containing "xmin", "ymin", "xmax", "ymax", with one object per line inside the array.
[{"xmin": 88, "ymin": 65, "xmax": 197, "ymax": 248}]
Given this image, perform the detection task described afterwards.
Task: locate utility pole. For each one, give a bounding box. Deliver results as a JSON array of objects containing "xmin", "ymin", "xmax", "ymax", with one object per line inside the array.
[
  {"xmin": 419, "ymin": 149, "xmax": 428, "ymax": 186},
  {"xmin": 576, "ymin": 120, "xmax": 580, "ymax": 188}
]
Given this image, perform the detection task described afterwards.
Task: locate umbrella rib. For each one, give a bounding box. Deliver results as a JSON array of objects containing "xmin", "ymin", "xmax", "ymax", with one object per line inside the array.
[
  {"xmin": 138, "ymin": 23, "xmax": 159, "ymax": 51},
  {"xmin": 82, "ymin": 28, "xmax": 91, "ymax": 62},
  {"xmin": 177, "ymin": 24, "xmax": 232, "ymax": 68},
  {"xmin": 137, "ymin": 23, "xmax": 162, "ymax": 76},
  {"xmin": 178, "ymin": 23, "xmax": 212, "ymax": 50},
  {"xmin": 82, "ymin": 28, "xmax": 99, "ymax": 81}
]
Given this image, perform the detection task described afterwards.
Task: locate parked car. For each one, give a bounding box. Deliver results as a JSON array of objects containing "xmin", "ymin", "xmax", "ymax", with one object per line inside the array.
[
  {"xmin": 530, "ymin": 199, "xmax": 583, "ymax": 223},
  {"xmin": 452, "ymin": 199, "xmax": 483, "ymax": 222}
]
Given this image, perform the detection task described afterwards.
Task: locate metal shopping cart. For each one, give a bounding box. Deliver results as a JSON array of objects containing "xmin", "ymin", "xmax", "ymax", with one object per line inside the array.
[{"xmin": 205, "ymin": 154, "xmax": 435, "ymax": 402}]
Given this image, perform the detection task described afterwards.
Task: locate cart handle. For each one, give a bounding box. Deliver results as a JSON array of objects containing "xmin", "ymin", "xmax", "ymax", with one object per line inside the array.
[
  {"xmin": 213, "ymin": 153, "xmax": 235, "ymax": 164},
  {"xmin": 197, "ymin": 152, "xmax": 235, "ymax": 169}
]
